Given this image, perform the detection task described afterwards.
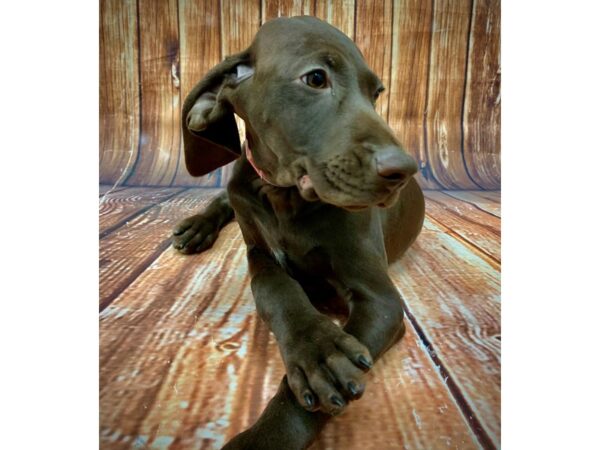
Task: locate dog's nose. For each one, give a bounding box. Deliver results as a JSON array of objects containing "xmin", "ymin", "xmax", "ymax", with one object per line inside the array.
[{"xmin": 374, "ymin": 147, "xmax": 418, "ymax": 182}]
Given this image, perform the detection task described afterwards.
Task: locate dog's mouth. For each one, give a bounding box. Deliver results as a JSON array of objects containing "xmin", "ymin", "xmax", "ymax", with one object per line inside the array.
[{"xmin": 296, "ymin": 170, "xmax": 403, "ymax": 211}]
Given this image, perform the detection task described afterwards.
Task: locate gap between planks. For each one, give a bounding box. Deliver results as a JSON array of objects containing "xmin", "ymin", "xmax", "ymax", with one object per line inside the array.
[
  {"xmin": 441, "ymin": 191, "xmax": 501, "ymax": 218},
  {"xmin": 99, "ymin": 188, "xmax": 223, "ymax": 312},
  {"xmin": 401, "ymin": 298, "xmax": 496, "ymax": 450},
  {"xmin": 390, "ymin": 240, "xmax": 500, "ymax": 447},
  {"xmin": 425, "ymin": 212, "xmax": 500, "ymax": 268},
  {"xmin": 99, "ymin": 187, "xmax": 188, "ymax": 240},
  {"xmin": 426, "ymin": 190, "xmax": 500, "ymax": 266},
  {"xmin": 99, "ymin": 238, "xmax": 173, "ymax": 312}
]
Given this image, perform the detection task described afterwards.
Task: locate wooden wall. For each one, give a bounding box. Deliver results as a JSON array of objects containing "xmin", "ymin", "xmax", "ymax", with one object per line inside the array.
[{"xmin": 100, "ymin": 0, "xmax": 500, "ymax": 189}]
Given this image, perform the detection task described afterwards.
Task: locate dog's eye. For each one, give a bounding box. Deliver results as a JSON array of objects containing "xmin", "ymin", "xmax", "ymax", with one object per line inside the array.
[
  {"xmin": 373, "ymin": 87, "xmax": 385, "ymax": 102},
  {"xmin": 302, "ymin": 70, "xmax": 328, "ymax": 89}
]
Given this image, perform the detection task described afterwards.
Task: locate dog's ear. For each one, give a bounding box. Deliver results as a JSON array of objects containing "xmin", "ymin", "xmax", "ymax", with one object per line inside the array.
[{"xmin": 182, "ymin": 51, "xmax": 254, "ymax": 177}]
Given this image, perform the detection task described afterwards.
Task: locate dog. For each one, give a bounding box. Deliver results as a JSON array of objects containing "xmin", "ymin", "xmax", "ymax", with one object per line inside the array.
[{"xmin": 172, "ymin": 16, "xmax": 425, "ymax": 449}]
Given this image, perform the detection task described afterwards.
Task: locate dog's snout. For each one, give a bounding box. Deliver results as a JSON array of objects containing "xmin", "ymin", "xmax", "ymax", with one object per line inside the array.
[{"xmin": 374, "ymin": 147, "xmax": 418, "ymax": 182}]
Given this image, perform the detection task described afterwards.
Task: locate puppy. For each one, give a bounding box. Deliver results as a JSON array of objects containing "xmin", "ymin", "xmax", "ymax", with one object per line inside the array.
[{"xmin": 173, "ymin": 16, "xmax": 425, "ymax": 449}]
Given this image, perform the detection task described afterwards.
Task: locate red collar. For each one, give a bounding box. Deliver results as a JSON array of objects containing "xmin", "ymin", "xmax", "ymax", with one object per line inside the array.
[{"xmin": 244, "ymin": 141, "xmax": 280, "ymax": 186}]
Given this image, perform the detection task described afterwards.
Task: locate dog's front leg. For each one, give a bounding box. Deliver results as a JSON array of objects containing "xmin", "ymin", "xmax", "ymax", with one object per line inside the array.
[
  {"xmin": 334, "ymin": 251, "xmax": 407, "ymax": 360},
  {"xmin": 248, "ymin": 247, "xmax": 373, "ymax": 414},
  {"xmin": 222, "ymin": 246, "xmax": 372, "ymax": 450}
]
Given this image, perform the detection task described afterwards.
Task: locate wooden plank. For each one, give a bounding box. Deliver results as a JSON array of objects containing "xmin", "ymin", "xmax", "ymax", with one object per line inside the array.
[
  {"xmin": 99, "ymin": 0, "xmax": 139, "ymax": 185},
  {"xmin": 424, "ymin": 190, "xmax": 500, "ymax": 261},
  {"xmin": 443, "ymin": 190, "xmax": 500, "ymax": 217},
  {"xmin": 314, "ymin": 0, "xmax": 355, "ymax": 39},
  {"xmin": 354, "ymin": 0, "xmax": 393, "ymax": 121},
  {"xmin": 99, "ymin": 187, "xmax": 184, "ymax": 237},
  {"xmin": 390, "ymin": 217, "xmax": 500, "ymax": 446},
  {"xmin": 171, "ymin": 0, "xmax": 223, "ymax": 187},
  {"xmin": 425, "ymin": 0, "xmax": 479, "ymax": 189},
  {"xmin": 463, "ymin": 0, "xmax": 501, "ymax": 189},
  {"xmin": 100, "ymin": 189, "xmax": 222, "ymax": 311},
  {"xmin": 100, "ymin": 223, "xmax": 246, "ymax": 448},
  {"xmin": 262, "ymin": 0, "xmax": 314, "ymax": 22},
  {"xmin": 100, "ymin": 223, "xmax": 482, "ymax": 449},
  {"xmin": 126, "ymin": 0, "xmax": 181, "ymax": 186},
  {"xmin": 220, "ymin": 0, "xmax": 262, "ymax": 186},
  {"xmin": 388, "ymin": 0, "xmax": 441, "ymax": 189}
]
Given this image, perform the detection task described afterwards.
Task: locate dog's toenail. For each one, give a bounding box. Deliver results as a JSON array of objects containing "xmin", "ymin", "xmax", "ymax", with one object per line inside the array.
[
  {"xmin": 304, "ymin": 393, "xmax": 314, "ymax": 408},
  {"xmin": 348, "ymin": 382, "xmax": 358, "ymax": 396},
  {"xmin": 331, "ymin": 395, "xmax": 344, "ymax": 407},
  {"xmin": 358, "ymin": 355, "xmax": 373, "ymax": 370}
]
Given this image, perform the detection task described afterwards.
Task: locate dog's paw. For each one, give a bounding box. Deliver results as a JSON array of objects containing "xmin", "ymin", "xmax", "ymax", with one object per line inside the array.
[
  {"xmin": 172, "ymin": 214, "xmax": 219, "ymax": 254},
  {"xmin": 282, "ymin": 317, "xmax": 373, "ymax": 415}
]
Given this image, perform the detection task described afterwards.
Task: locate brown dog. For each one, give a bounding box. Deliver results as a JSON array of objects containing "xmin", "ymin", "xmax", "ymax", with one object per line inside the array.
[{"xmin": 173, "ymin": 16, "xmax": 424, "ymax": 449}]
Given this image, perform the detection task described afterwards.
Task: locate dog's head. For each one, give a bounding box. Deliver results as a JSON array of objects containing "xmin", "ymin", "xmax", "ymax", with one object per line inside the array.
[{"xmin": 183, "ymin": 16, "xmax": 417, "ymax": 210}]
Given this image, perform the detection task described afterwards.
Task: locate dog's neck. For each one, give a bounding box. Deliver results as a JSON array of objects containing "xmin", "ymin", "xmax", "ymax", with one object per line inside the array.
[{"xmin": 239, "ymin": 141, "xmax": 327, "ymax": 217}]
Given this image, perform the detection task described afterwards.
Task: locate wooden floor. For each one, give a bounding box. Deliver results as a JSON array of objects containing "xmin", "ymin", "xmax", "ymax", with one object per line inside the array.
[{"xmin": 99, "ymin": 186, "xmax": 500, "ymax": 450}]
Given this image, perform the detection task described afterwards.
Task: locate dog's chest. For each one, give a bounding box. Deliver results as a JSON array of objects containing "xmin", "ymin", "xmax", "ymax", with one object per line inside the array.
[
  {"xmin": 255, "ymin": 212, "xmax": 328, "ymax": 276},
  {"xmin": 252, "ymin": 193, "xmax": 335, "ymax": 277}
]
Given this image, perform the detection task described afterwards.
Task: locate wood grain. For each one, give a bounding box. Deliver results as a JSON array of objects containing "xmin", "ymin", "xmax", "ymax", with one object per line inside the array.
[
  {"xmin": 171, "ymin": 0, "xmax": 223, "ymax": 187},
  {"xmin": 125, "ymin": 0, "xmax": 182, "ymax": 186},
  {"xmin": 442, "ymin": 190, "xmax": 500, "ymax": 217},
  {"xmin": 390, "ymin": 217, "xmax": 500, "ymax": 446},
  {"xmin": 100, "ymin": 189, "xmax": 221, "ymax": 311},
  {"xmin": 99, "ymin": 187, "xmax": 184, "ymax": 236},
  {"xmin": 354, "ymin": 0, "xmax": 393, "ymax": 121},
  {"xmin": 99, "ymin": 0, "xmax": 139, "ymax": 185},
  {"xmin": 425, "ymin": 0, "xmax": 479, "ymax": 189},
  {"xmin": 262, "ymin": 0, "xmax": 314, "ymax": 22},
  {"xmin": 388, "ymin": 0, "xmax": 441, "ymax": 189},
  {"xmin": 463, "ymin": 0, "xmax": 501, "ymax": 189},
  {"xmin": 424, "ymin": 190, "xmax": 500, "ymax": 261},
  {"xmin": 314, "ymin": 0, "xmax": 355, "ymax": 39}
]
